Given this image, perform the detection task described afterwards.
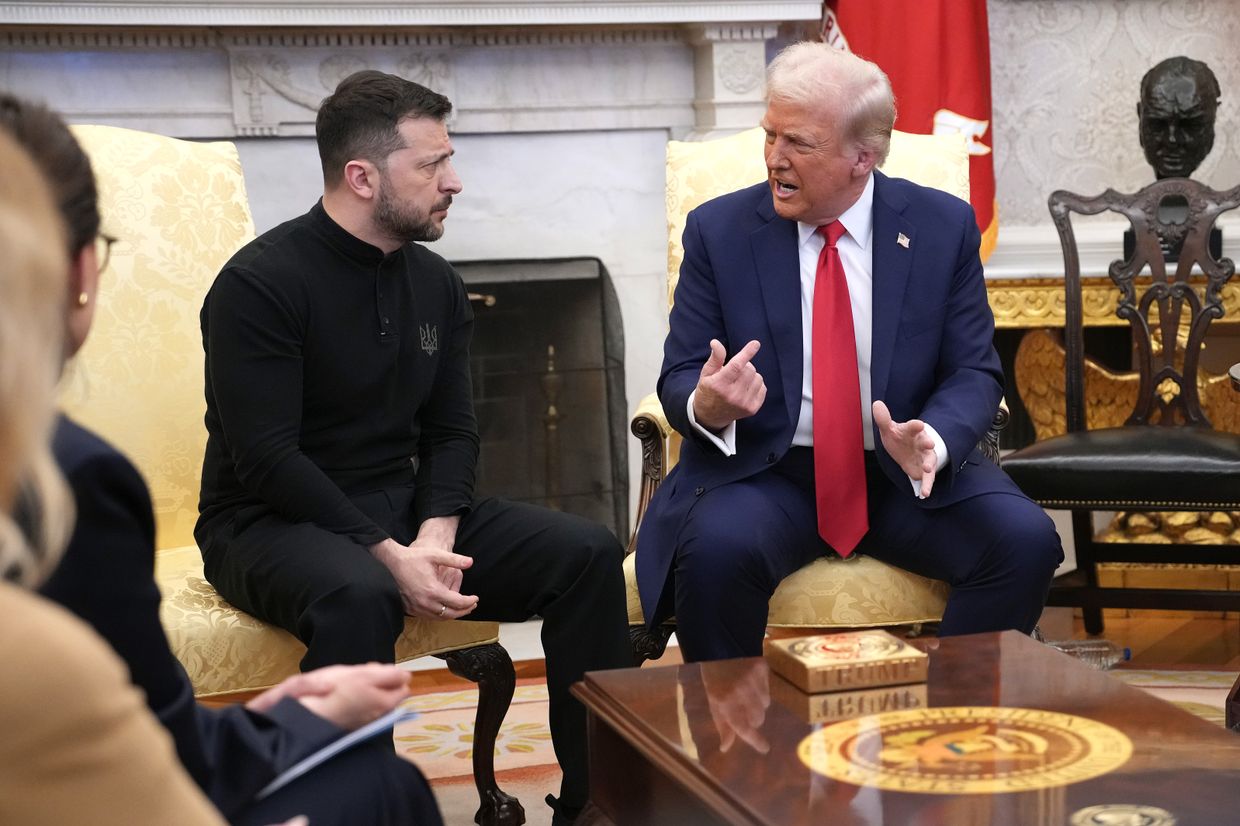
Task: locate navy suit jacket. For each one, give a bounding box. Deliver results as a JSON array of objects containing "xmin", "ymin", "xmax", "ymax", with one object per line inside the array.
[
  {"xmin": 40, "ymin": 415, "xmax": 342, "ymax": 819},
  {"xmin": 636, "ymin": 172, "xmax": 1015, "ymax": 624}
]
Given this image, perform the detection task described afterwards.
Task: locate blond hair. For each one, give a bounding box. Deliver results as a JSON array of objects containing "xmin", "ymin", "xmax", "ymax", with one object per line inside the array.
[
  {"xmin": 0, "ymin": 129, "xmax": 73, "ymax": 586},
  {"xmin": 767, "ymin": 41, "xmax": 896, "ymax": 165}
]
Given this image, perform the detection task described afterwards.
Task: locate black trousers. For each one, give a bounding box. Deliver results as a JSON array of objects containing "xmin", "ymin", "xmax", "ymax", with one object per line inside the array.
[
  {"xmin": 201, "ymin": 491, "xmax": 633, "ymax": 812},
  {"xmin": 670, "ymin": 449, "xmax": 1062, "ymax": 662}
]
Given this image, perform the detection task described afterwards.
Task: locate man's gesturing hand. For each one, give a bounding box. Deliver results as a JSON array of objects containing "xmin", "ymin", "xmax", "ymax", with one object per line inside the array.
[
  {"xmin": 872, "ymin": 399, "xmax": 937, "ymax": 498},
  {"xmin": 692, "ymin": 339, "xmax": 766, "ymax": 431}
]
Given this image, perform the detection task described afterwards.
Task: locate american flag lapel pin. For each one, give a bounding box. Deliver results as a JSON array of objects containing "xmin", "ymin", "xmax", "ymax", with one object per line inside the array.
[{"xmin": 897, "ymin": 232, "xmax": 910, "ymax": 248}]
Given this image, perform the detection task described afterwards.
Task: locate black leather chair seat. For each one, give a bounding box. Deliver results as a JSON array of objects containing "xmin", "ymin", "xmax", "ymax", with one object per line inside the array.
[{"xmin": 1003, "ymin": 425, "xmax": 1240, "ymax": 510}]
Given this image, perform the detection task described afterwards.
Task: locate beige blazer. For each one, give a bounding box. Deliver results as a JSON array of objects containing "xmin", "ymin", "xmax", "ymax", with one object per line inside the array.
[{"xmin": 0, "ymin": 581, "xmax": 226, "ymax": 826}]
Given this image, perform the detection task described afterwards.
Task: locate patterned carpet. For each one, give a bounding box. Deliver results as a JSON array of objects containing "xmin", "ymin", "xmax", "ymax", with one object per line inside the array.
[
  {"xmin": 1111, "ymin": 668, "xmax": 1234, "ymax": 728},
  {"xmin": 396, "ymin": 683, "xmax": 561, "ymax": 826},
  {"xmin": 397, "ymin": 669, "xmax": 1234, "ymax": 825},
  {"xmin": 396, "ymin": 684, "xmax": 553, "ymax": 780}
]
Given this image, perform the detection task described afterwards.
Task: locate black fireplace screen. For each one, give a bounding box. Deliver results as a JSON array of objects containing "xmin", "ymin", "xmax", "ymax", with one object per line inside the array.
[{"xmin": 455, "ymin": 258, "xmax": 628, "ymax": 540}]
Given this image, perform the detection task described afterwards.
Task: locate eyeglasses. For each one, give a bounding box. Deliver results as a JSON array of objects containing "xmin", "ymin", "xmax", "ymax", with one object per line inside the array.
[{"xmin": 95, "ymin": 232, "xmax": 118, "ymax": 273}]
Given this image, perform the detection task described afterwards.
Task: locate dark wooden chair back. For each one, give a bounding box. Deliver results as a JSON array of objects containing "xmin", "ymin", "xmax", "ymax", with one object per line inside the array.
[{"xmin": 1051, "ymin": 179, "xmax": 1240, "ymax": 433}]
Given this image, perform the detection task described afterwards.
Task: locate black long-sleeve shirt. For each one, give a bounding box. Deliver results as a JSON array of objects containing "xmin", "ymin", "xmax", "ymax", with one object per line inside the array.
[{"xmin": 197, "ymin": 201, "xmax": 478, "ymax": 546}]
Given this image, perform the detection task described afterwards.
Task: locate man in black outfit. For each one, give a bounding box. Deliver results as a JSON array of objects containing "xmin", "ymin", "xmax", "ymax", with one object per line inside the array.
[{"xmin": 196, "ymin": 70, "xmax": 632, "ymax": 824}]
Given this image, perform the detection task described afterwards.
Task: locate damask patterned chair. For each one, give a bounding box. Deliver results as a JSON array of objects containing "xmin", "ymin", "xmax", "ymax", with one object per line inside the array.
[
  {"xmin": 624, "ymin": 127, "xmax": 998, "ymax": 660},
  {"xmin": 63, "ymin": 125, "xmax": 523, "ymax": 825},
  {"xmin": 1003, "ymin": 179, "xmax": 1240, "ymax": 635}
]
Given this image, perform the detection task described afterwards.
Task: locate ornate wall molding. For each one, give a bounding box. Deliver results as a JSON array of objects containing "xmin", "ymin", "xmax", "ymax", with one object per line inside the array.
[
  {"xmin": 0, "ymin": 27, "xmax": 215, "ymax": 47},
  {"xmin": 0, "ymin": 23, "xmax": 708, "ymax": 50},
  {"xmin": 229, "ymin": 48, "xmax": 459, "ymax": 136},
  {"xmin": 222, "ymin": 28, "xmax": 691, "ymax": 49},
  {"xmin": 219, "ymin": 36, "xmax": 701, "ymax": 136},
  {"xmin": 685, "ymin": 22, "xmax": 776, "ymax": 132},
  {"xmin": 224, "ymin": 31, "xmax": 458, "ymax": 49},
  {"xmin": 0, "ymin": 1, "xmax": 822, "ymax": 27},
  {"xmin": 686, "ymin": 21, "xmax": 784, "ymax": 41}
]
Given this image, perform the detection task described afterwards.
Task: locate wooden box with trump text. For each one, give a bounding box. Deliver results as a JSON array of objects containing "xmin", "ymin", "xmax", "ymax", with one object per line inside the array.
[
  {"xmin": 769, "ymin": 677, "xmax": 929, "ymax": 725},
  {"xmin": 763, "ymin": 630, "xmax": 928, "ymax": 694}
]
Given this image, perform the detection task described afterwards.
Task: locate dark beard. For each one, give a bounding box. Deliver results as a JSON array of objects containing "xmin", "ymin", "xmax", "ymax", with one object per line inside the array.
[{"xmin": 374, "ymin": 186, "xmax": 451, "ymax": 243}]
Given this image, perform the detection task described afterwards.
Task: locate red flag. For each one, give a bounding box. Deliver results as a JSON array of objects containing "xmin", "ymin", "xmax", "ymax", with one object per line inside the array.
[{"xmin": 823, "ymin": 0, "xmax": 998, "ymax": 262}]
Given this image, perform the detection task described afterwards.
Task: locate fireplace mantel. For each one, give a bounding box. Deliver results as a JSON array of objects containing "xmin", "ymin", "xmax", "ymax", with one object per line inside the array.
[
  {"xmin": 1, "ymin": 0, "xmax": 819, "ymax": 137},
  {"xmin": 1, "ymin": 1, "xmax": 821, "ymax": 27}
]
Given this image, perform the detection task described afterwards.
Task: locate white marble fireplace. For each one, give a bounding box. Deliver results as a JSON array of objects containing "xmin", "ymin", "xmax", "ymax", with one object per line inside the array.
[{"xmin": 0, "ymin": 1, "xmax": 823, "ymax": 507}]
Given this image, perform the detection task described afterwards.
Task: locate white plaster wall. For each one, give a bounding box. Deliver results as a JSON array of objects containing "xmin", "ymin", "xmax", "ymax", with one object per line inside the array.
[{"xmin": 0, "ymin": 48, "xmax": 232, "ymax": 135}]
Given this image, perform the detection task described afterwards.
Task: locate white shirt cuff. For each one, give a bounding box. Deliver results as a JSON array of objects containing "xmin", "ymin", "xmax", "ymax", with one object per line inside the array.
[
  {"xmin": 907, "ymin": 422, "xmax": 949, "ymax": 498},
  {"xmin": 687, "ymin": 391, "xmax": 737, "ymax": 456}
]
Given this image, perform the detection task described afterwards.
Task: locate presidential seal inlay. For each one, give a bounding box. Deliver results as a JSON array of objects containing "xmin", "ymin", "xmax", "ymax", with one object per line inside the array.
[{"xmin": 798, "ymin": 706, "xmax": 1133, "ymax": 794}]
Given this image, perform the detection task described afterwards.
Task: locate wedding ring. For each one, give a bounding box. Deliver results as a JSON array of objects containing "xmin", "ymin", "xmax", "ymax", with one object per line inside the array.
[{"xmin": 437, "ymin": 604, "xmax": 447, "ymax": 617}]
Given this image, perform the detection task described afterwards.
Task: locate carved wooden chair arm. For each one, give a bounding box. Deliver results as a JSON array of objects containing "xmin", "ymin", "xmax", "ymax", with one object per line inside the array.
[
  {"xmin": 982, "ymin": 398, "xmax": 1011, "ymax": 466},
  {"xmin": 627, "ymin": 392, "xmax": 674, "ymax": 553}
]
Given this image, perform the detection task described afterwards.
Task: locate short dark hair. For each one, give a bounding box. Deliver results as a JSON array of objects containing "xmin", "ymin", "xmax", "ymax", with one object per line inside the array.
[
  {"xmin": 315, "ymin": 70, "xmax": 453, "ymax": 185},
  {"xmin": 0, "ymin": 94, "xmax": 99, "ymax": 257}
]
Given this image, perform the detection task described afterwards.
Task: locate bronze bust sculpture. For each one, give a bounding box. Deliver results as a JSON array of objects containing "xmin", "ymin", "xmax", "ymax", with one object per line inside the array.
[
  {"xmin": 1138, "ymin": 56, "xmax": 1220, "ymax": 180},
  {"xmin": 1127, "ymin": 56, "xmax": 1222, "ymax": 261}
]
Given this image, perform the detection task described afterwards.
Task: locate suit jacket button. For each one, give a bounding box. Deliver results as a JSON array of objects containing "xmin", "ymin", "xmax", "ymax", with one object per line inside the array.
[
  {"xmin": 694, "ymin": 486, "xmax": 705, "ymax": 496},
  {"xmin": 766, "ymin": 452, "xmax": 777, "ymax": 463}
]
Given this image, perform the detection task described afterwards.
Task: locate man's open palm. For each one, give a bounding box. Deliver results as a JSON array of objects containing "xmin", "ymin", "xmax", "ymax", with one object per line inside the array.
[{"xmin": 873, "ymin": 399, "xmax": 937, "ymax": 498}]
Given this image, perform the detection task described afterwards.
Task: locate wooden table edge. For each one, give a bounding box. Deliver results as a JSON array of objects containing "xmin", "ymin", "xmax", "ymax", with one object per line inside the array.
[{"xmin": 573, "ymin": 676, "xmax": 766, "ymax": 826}]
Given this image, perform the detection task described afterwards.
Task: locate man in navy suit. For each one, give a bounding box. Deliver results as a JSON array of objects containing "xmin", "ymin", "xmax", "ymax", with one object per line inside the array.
[{"xmin": 636, "ymin": 42, "xmax": 1062, "ymax": 662}]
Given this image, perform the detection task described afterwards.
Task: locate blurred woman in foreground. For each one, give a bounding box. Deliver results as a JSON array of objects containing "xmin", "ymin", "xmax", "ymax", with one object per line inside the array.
[{"xmin": 0, "ymin": 127, "xmax": 228, "ymax": 826}]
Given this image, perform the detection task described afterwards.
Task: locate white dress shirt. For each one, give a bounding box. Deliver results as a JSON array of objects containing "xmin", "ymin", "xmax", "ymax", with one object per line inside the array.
[{"xmin": 687, "ymin": 174, "xmax": 947, "ymax": 496}]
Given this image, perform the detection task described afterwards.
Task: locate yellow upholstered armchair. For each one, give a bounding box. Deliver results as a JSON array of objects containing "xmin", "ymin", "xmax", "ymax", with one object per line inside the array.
[
  {"xmin": 624, "ymin": 127, "xmax": 993, "ymax": 660},
  {"xmin": 64, "ymin": 125, "xmax": 521, "ymax": 824}
]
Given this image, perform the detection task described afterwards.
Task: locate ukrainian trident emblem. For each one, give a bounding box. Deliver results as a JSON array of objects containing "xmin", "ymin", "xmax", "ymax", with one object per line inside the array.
[{"xmin": 419, "ymin": 323, "xmax": 439, "ymax": 355}]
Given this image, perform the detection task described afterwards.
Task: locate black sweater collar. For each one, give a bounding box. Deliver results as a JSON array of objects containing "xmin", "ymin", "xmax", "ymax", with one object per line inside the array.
[{"xmin": 309, "ymin": 199, "xmax": 401, "ymax": 265}]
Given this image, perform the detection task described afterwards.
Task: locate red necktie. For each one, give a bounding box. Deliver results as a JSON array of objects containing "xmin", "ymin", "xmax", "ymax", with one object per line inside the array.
[{"xmin": 812, "ymin": 221, "xmax": 868, "ymax": 556}]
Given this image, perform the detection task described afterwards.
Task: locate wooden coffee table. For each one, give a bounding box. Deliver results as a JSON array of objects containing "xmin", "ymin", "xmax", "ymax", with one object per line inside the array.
[{"xmin": 574, "ymin": 631, "xmax": 1240, "ymax": 825}]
